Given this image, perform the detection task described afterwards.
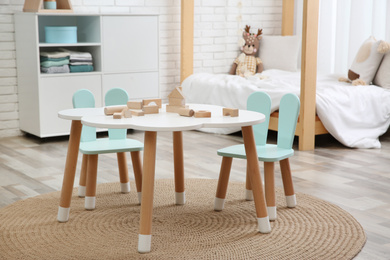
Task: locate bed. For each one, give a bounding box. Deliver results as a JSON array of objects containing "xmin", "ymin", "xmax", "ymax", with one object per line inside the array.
[
  {"xmin": 179, "ymin": 0, "xmax": 390, "ymax": 150},
  {"xmin": 182, "ymin": 70, "xmax": 390, "ymax": 149}
]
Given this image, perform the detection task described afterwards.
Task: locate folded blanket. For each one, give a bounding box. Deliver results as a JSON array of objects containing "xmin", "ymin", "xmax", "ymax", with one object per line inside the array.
[
  {"xmin": 40, "ymin": 51, "xmax": 70, "ymax": 59},
  {"xmin": 40, "ymin": 56, "xmax": 69, "ymax": 62},
  {"xmin": 40, "ymin": 59, "xmax": 69, "ymax": 68},
  {"xmin": 41, "ymin": 65, "xmax": 70, "ymax": 74},
  {"xmin": 59, "ymin": 48, "xmax": 92, "ymax": 60},
  {"xmin": 69, "ymin": 65, "xmax": 94, "ymax": 73},
  {"xmin": 69, "ymin": 62, "xmax": 93, "ymax": 66}
]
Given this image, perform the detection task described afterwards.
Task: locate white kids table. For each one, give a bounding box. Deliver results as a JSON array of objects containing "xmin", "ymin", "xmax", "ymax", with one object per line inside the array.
[{"xmin": 59, "ymin": 104, "xmax": 270, "ymax": 253}]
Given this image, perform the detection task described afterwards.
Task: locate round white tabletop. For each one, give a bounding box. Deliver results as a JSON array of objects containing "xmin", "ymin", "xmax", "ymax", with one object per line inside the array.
[
  {"xmin": 79, "ymin": 104, "xmax": 265, "ymax": 132},
  {"xmin": 58, "ymin": 107, "xmax": 104, "ymax": 121}
]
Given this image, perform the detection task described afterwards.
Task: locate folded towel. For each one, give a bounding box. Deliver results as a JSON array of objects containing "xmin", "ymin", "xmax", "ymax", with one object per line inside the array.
[
  {"xmin": 70, "ymin": 62, "xmax": 93, "ymax": 66},
  {"xmin": 59, "ymin": 48, "xmax": 92, "ymax": 60},
  {"xmin": 69, "ymin": 65, "xmax": 94, "ymax": 73},
  {"xmin": 40, "ymin": 59, "xmax": 69, "ymax": 68},
  {"xmin": 41, "ymin": 65, "xmax": 70, "ymax": 74},
  {"xmin": 40, "ymin": 56, "xmax": 69, "ymax": 62},
  {"xmin": 70, "ymin": 58, "xmax": 93, "ymax": 63},
  {"xmin": 40, "ymin": 51, "xmax": 70, "ymax": 59}
]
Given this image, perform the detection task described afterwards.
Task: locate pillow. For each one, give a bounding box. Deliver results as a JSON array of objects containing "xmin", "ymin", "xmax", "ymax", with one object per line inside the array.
[
  {"xmin": 348, "ymin": 36, "xmax": 388, "ymax": 85},
  {"xmin": 373, "ymin": 52, "xmax": 390, "ymax": 88},
  {"xmin": 258, "ymin": 35, "xmax": 300, "ymax": 72}
]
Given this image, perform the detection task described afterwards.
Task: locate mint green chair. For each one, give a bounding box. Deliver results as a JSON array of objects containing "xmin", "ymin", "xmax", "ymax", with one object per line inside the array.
[
  {"xmin": 215, "ymin": 92, "xmax": 300, "ymax": 221},
  {"xmin": 73, "ymin": 88, "xmax": 143, "ymax": 210}
]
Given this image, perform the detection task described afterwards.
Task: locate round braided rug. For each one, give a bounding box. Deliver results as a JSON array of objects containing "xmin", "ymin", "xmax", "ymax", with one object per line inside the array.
[{"xmin": 0, "ymin": 179, "xmax": 365, "ymax": 260}]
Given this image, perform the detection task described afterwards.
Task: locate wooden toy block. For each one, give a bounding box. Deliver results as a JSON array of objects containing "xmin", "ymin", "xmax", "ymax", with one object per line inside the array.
[
  {"xmin": 143, "ymin": 98, "xmax": 162, "ymax": 108},
  {"xmin": 123, "ymin": 108, "xmax": 132, "ymax": 118},
  {"xmin": 130, "ymin": 109, "xmax": 145, "ymax": 116},
  {"xmin": 169, "ymin": 97, "xmax": 185, "ymax": 106},
  {"xmin": 166, "ymin": 105, "xmax": 188, "ymax": 113},
  {"xmin": 168, "ymin": 87, "xmax": 185, "ymax": 99},
  {"xmin": 178, "ymin": 108, "xmax": 194, "ymax": 117},
  {"xmin": 194, "ymin": 110, "xmax": 211, "ymax": 118},
  {"xmin": 104, "ymin": 105, "xmax": 128, "ymax": 115},
  {"xmin": 223, "ymin": 108, "xmax": 239, "ymax": 117},
  {"xmin": 143, "ymin": 105, "xmax": 159, "ymax": 114},
  {"xmin": 113, "ymin": 112, "xmax": 123, "ymax": 119},
  {"xmin": 127, "ymin": 101, "xmax": 143, "ymax": 109}
]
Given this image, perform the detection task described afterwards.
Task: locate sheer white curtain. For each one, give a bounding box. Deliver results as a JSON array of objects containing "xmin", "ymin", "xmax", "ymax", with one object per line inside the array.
[{"xmin": 294, "ymin": 0, "xmax": 390, "ymax": 74}]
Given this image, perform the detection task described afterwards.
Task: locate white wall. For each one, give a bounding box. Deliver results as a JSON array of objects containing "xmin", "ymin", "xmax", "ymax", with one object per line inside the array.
[{"xmin": 0, "ymin": 0, "xmax": 283, "ymax": 138}]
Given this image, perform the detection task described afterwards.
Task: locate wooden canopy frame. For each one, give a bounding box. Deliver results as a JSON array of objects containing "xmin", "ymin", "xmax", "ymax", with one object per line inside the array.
[{"xmin": 180, "ymin": 0, "xmax": 326, "ymax": 151}]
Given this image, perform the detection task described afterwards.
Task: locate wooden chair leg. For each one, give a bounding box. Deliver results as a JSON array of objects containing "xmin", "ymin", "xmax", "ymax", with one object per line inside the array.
[
  {"xmin": 245, "ymin": 162, "xmax": 253, "ymax": 201},
  {"xmin": 173, "ymin": 131, "xmax": 185, "ymax": 205},
  {"xmin": 78, "ymin": 154, "xmax": 88, "ymax": 197},
  {"xmin": 280, "ymin": 158, "xmax": 296, "ymax": 208},
  {"xmin": 241, "ymin": 126, "xmax": 271, "ymax": 233},
  {"xmin": 85, "ymin": 154, "xmax": 98, "ymax": 210},
  {"xmin": 214, "ymin": 156, "xmax": 233, "ymax": 211},
  {"xmin": 264, "ymin": 161, "xmax": 276, "ymax": 220},
  {"xmin": 117, "ymin": 152, "xmax": 130, "ymax": 193},
  {"xmin": 131, "ymin": 151, "xmax": 143, "ymax": 204}
]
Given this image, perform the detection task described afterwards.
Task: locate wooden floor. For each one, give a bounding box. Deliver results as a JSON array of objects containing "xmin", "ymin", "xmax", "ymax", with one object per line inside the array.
[{"xmin": 1, "ymin": 129, "xmax": 389, "ymax": 259}]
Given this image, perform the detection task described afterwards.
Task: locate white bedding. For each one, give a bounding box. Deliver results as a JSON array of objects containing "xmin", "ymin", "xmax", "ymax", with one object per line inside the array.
[{"xmin": 182, "ymin": 70, "xmax": 390, "ymax": 148}]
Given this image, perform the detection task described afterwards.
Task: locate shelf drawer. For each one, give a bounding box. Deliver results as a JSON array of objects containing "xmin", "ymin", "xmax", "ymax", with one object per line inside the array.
[
  {"xmin": 38, "ymin": 74, "xmax": 102, "ymax": 137},
  {"xmin": 102, "ymin": 72, "xmax": 159, "ymax": 100}
]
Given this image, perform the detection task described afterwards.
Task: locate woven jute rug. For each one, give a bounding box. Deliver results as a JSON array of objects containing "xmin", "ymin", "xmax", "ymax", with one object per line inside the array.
[{"xmin": 0, "ymin": 179, "xmax": 365, "ymax": 260}]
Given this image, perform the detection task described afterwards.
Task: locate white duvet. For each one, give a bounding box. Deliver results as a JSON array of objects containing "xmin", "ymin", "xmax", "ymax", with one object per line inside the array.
[{"xmin": 182, "ymin": 70, "xmax": 390, "ymax": 148}]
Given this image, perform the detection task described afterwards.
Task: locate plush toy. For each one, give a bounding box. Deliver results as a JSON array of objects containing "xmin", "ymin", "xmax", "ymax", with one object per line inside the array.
[{"xmin": 229, "ymin": 25, "xmax": 264, "ymax": 77}]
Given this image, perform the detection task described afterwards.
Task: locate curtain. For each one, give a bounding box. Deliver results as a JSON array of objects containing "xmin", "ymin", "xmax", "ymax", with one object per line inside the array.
[{"xmin": 295, "ymin": 0, "xmax": 390, "ymax": 74}]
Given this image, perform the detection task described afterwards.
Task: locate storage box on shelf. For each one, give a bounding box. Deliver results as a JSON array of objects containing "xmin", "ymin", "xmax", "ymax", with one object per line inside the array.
[
  {"xmin": 14, "ymin": 13, "xmax": 159, "ymax": 137},
  {"xmin": 23, "ymin": 0, "xmax": 73, "ymax": 13}
]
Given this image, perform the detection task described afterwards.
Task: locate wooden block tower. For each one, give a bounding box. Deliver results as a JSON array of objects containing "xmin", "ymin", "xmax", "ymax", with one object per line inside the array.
[{"xmin": 166, "ymin": 87, "xmax": 187, "ymax": 113}]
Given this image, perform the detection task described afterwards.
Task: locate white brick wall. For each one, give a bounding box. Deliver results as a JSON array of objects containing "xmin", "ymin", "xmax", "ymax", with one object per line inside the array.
[{"xmin": 0, "ymin": 0, "xmax": 282, "ymax": 138}]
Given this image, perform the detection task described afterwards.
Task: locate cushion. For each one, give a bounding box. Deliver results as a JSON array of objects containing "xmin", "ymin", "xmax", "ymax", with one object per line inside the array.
[
  {"xmin": 258, "ymin": 35, "xmax": 300, "ymax": 72},
  {"xmin": 348, "ymin": 36, "xmax": 386, "ymax": 85},
  {"xmin": 373, "ymin": 52, "xmax": 390, "ymax": 88}
]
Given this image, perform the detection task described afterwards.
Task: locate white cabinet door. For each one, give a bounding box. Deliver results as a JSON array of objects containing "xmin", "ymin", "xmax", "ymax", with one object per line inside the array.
[
  {"xmin": 102, "ymin": 72, "xmax": 158, "ymax": 100},
  {"xmin": 39, "ymin": 75, "xmax": 102, "ymax": 137},
  {"xmin": 102, "ymin": 16, "xmax": 158, "ymax": 73}
]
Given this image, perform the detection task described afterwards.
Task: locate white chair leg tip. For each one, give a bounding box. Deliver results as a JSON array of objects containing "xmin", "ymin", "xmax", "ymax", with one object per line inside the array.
[
  {"xmin": 286, "ymin": 195, "xmax": 297, "ymax": 208},
  {"xmin": 120, "ymin": 182, "xmax": 131, "ymax": 193},
  {"xmin": 245, "ymin": 189, "xmax": 253, "ymax": 201},
  {"xmin": 214, "ymin": 197, "xmax": 225, "ymax": 211},
  {"xmin": 175, "ymin": 191, "xmax": 186, "ymax": 205},
  {"xmin": 57, "ymin": 206, "xmax": 70, "ymax": 222},
  {"xmin": 258, "ymin": 216, "xmax": 271, "ymax": 233},
  {"xmin": 267, "ymin": 206, "xmax": 277, "ymax": 221},
  {"xmin": 138, "ymin": 234, "xmax": 152, "ymax": 253},
  {"xmin": 78, "ymin": 186, "xmax": 86, "ymax": 197},
  {"xmin": 85, "ymin": 196, "xmax": 96, "ymax": 210}
]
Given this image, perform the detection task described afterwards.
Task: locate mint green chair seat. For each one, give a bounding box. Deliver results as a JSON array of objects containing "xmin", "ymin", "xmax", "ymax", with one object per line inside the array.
[
  {"xmin": 73, "ymin": 88, "xmax": 143, "ymax": 210},
  {"xmin": 215, "ymin": 92, "xmax": 300, "ymax": 221}
]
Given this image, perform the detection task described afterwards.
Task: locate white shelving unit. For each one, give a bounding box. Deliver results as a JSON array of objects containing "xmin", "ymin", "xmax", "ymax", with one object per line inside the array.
[{"xmin": 14, "ymin": 13, "xmax": 159, "ymax": 137}]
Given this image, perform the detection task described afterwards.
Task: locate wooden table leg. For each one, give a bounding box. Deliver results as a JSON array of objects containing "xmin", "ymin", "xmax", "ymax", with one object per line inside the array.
[
  {"xmin": 138, "ymin": 131, "xmax": 157, "ymax": 253},
  {"xmin": 173, "ymin": 131, "xmax": 185, "ymax": 205},
  {"xmin": 241, "ymin": 126, "xmax": 271, "ymax": 233},
  {"xmin": 57, "ymin": 120, "xmax": 82, "ymax": 222}
]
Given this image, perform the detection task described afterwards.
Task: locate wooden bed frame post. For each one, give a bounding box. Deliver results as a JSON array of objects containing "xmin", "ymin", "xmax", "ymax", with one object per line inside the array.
[
  {"xmin": 299, "ymin": 0, "xmax": 319, "ymax": 151},
  {"xmin": 282, "ymin": 0, "xmax": 295, "ymax": 36},
  {"xmin": 180, "ymin": 0, "xmax": 194, "ymax": 84}
]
